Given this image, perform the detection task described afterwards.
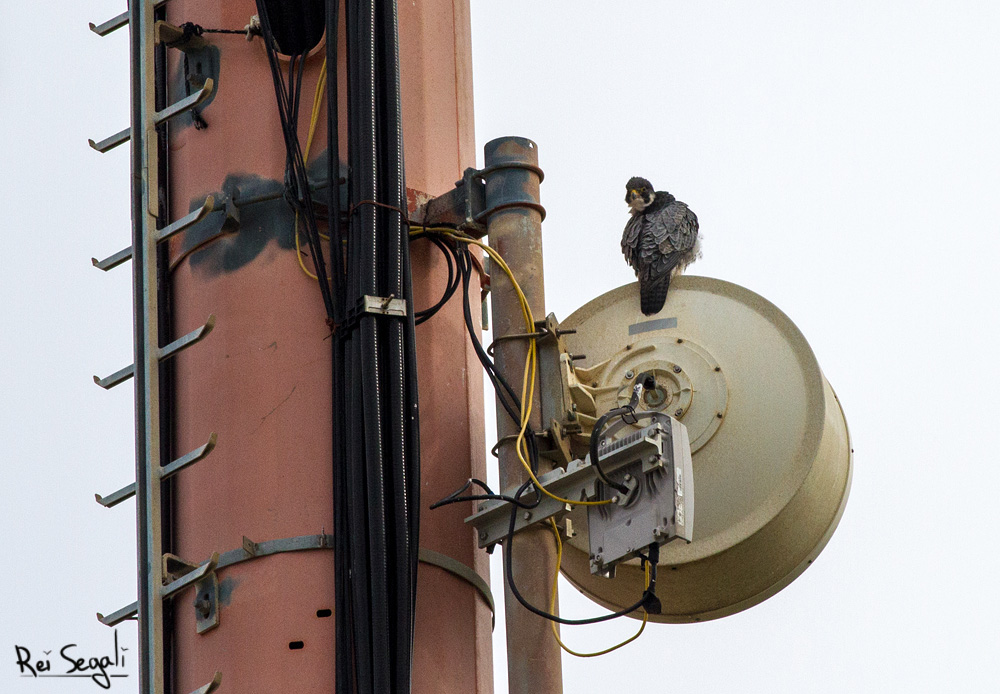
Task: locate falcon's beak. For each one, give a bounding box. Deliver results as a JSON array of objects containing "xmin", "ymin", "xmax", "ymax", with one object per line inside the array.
[{"xmin": 629, "ymin": 189, "xmax": 638, "ymax": 199}]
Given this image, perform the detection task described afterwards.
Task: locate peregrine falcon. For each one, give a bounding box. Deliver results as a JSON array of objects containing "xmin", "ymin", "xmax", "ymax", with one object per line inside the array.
[{"xmin": 621, "ymin": 176, "xmax": 701, "ymax": 315}]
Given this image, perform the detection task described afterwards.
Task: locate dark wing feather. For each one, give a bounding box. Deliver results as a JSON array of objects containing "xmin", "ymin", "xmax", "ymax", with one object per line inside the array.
[
  {"xmin": 647, "ymin": 200, "xmax": 699, "ymax": 257},
  {"xmin": 621, "ymin": 214, "xmax": 644, "ymax": 269}
]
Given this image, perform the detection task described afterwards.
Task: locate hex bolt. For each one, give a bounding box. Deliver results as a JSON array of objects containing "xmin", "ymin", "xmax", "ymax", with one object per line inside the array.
[
  {"xmin": 673, "ymin": 365, "xmax": 682, "ymax": 373},
  {"xmin": 674, "ymin": 408, "xmax": 684, "ymax": 417},
  {"xmin": 522, "ymin": 511, "xmax": 532, "ymax": 521},
  {"xmin": 623, "ymin": 474, "xmax": 632, "ymax": 483},
  {"xmin": 625, "ymin": 369, "xmax": 635, "ymax": 379},
  {"xmin": 594, "ymin": 554, "xmax": 602, "ymax": 563},
  {"xmin": 195, "ymin": 595, "xmax": 212, "ymax": 618}
]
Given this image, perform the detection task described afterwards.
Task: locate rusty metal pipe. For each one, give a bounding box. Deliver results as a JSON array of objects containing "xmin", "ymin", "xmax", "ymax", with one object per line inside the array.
[{"xmin": 484, "ymin": 136, "xmax": 563, "ymax": 694}]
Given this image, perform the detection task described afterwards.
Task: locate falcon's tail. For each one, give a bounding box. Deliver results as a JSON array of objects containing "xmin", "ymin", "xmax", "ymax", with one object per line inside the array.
[{"xmin": 639, "ymin": 274, "xmax": 670, "ymax": 315}]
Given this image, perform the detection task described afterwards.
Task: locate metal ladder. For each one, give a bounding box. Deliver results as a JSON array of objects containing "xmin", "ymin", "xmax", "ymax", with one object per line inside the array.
[{"xmin": 89, "ymin": 1, "xmax": 222, "ymax": 693}]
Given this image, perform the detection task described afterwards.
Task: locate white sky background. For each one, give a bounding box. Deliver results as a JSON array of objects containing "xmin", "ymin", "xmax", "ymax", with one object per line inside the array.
[{"xmin": 1, "ymin": 1, "xmax": 999, "ymax": 693}]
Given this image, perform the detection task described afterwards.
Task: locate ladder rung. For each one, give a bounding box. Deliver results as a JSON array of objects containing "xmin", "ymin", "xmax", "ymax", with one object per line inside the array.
[
  {"xmin": 161, "ymin": 553, "xmax": 219, "ymax": 599},
  {"xmin": 158, "ymin": 196, "xmax": 215, "ymax": 241},
  {"xmin": 97, "ymin": 602, "xmax": 137, "ymax": 626},
  {"xmin": 88, "ymin": 11, "xmax": 128, "ymax": 37},
  {"xmin": 91, "ymin": 197, "xmax": 215, "ymax": 273},
  {"xmin": 92, "ymin": 245, "xmax": 132, "ymax": 272},
  {"xmin": 154, "ymin": 79, "xmax": 214, "ymax": 125},
  {"xmin": 88, "ymin": 127, "xmax": 130, "ymax": 153},
  {"xmin": 158, "ymin": 316, "xmax": 215, "ymax": 361},
  {"xmin": 88, "ymin": 0, "xmax": 171, "ymax": 37},
  {"xmin": 96, "ymin": 434, "xmax": 217, "ymax": 508},
  {"xmin": 188, "ymin": 672, "xmax": 223, "ymax": 694},
  {"xmin": 93, "ymin": 317, "xmax": 213, "ymax": 390},
  {"xmin": 95, "ymin": 484, "xmax": 135, "ymax": 509},
  {"xmin": 93, "ymin": 364, "xmax": 134, "ymax": 390}
]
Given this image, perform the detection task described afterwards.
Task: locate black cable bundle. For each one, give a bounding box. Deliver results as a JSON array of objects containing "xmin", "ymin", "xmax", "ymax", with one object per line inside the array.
[
  {"xmin": 254, "ymin": 0, "xmax": 335, "ymax": 322},
  {"xmin": 333, "ymin": 0, "xmax": 420, "ymax": 691}
]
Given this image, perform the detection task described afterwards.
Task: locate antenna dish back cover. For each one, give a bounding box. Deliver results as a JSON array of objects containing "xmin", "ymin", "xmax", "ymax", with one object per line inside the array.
[{"xmin": 558, "ymin": 277, "xmax": 852, "ymax": 623}]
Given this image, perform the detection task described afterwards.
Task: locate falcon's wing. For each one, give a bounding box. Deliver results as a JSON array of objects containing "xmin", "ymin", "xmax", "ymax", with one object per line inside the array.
[
  {"xmin": 647, "ymin": 200, "xmax": 699, "ymax": 256},
  {"xmin": 621, "ymin": 213, "xmax": 644, "ymax": 269}
]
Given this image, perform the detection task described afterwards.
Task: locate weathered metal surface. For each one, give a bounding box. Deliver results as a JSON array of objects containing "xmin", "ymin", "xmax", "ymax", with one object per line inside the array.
[
  {"xmin": 419, "ymin": 167, "xmax": 487, "ymax": 236},
  {"xmin": 483, "ymin": 137, "xmax": 562, "ymax": 694},
  {"xmin": 164, "ymin": 1, "xmax": 491, "ymax": 693}
]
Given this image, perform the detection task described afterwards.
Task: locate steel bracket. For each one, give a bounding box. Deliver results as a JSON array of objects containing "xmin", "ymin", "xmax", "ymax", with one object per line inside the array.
[
  {"xmin": 468, "ymin": 417, "xmax": 674, "ymax": 549},
  {"xmin": 362, "ymin": 295, "xmax": 407, "ymax": 317},
  {"xmin": 194, "ymin": 573, "xmax": 220, "ymax": 634},
  {"xmin": 155, "ymin": 21, "xmax": 208, "ymax": 51},
  {"xmin": 420, "ymin": 167, "xmax": 488, "ymax": 236}
]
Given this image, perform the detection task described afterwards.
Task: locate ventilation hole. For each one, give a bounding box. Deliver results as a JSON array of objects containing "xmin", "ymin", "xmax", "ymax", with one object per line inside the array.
[
  {"xmin": 289, "ymin": 641, "xmax": 305, "ymax": 650},
  {"xmin": 316, "ymin": 609, "xmax": 332, "ymax": 618}
]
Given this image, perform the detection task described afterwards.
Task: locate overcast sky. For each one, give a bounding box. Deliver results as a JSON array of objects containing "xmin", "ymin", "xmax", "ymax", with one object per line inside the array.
[{"xmin": 3, "ymin": 1, "xmax": 999, "ymax": 693}]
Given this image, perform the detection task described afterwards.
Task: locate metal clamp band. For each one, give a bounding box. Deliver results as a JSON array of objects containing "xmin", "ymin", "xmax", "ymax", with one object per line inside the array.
[{"xmin": 418, "ymin": 548, "xmax": 495, "ymax": 630}]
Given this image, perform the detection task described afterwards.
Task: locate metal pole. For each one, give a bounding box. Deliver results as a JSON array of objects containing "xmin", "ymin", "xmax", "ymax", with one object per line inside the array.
[
  {"xmin": 484, "ymin": 136, "xmax": 563, "ymax": 694},
  {"xmin": 130, "ymin": 0, "xmax": 164, "ymax": 691}
]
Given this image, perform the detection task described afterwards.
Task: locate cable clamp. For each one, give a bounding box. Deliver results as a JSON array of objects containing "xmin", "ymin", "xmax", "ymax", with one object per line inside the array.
[{"xmin": 363, "ymin": 294, "xmax": 407, "ymax": 317}]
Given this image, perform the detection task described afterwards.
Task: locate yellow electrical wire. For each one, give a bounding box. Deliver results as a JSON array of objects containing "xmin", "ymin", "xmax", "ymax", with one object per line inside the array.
[
  {"xmin": 548, "ymin": 518, "xmax": 649, "ymax": 657},
  {"xmin": 294, "ymin": 57, "xmax": 329, "ymax": 281},
  {"xmin": 411, "ymin": 226, "xmax": 612, "ymax": 508},
  {"xmin": 415, "ymin": 227, "xmax": 644, "ymax": 654}
]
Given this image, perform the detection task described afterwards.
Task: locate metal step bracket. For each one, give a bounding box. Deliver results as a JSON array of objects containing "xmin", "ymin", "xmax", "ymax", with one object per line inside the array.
[
  {"xmin": 89, "ymin": 127, "xmax": 131, "ymax": 153},
  {"xmin": 88, "ymin": 0, "xmax": 170, "ymax": 37},
  {"xmin": 189, "ymin": 672, "xmax": 222, "ymax": 694},
  {"xmin": 92, "ymin": 197, "xmax": 216, "ymax": 272},
  {"xmin": 154, "ymin": 79, "xmax": 214, "ymax": 125},
  {"xmin": 96, "ymin": 434, "xmax": 218, "ymax": 508},
  {"xmin": 93, "ymin": 315, "xmax": 215, "ymax": 390}
]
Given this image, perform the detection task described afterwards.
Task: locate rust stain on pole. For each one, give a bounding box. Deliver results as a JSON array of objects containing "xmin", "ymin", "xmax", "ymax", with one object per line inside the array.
[{"xmin": 485, "ymin": 136, "xmax": 564, "ymax": 694}]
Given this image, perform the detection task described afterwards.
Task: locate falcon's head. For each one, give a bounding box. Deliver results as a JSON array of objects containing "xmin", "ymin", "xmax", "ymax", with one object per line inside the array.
[{"xmin": 625, "ymin": 176, "xmax": 655, "ymax": 214}]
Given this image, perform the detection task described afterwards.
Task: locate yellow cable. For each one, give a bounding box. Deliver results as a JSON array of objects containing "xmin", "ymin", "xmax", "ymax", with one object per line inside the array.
[
  {"xmin": 415, "ymin": 227, "xmax": 612, "ymax": 507},
  {"xmin": 548, "ymin": 519, "xmax": 649, "ymax": 657},
  {"xmin": 295, "ymin": 57, "xmax": 328, "ymax": 281}
]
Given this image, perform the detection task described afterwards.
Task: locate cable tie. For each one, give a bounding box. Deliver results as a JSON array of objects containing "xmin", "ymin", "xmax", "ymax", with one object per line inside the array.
[{"xmin": 349, "ymin": 199, "xmax": 412, "ymax": 222}]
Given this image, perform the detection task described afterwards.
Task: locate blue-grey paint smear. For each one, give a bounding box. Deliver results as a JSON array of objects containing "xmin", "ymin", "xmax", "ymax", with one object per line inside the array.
[
  {"xmin": 218, "ymin": 575, "xmax": 239, "ymax": 606},
  {"xmin": 179, "ymin": 152, "xmax": 344, "ymax": 276},
  {"xmin": 628, "ymin": 317, "xmax": 678, "ymax": 335}
]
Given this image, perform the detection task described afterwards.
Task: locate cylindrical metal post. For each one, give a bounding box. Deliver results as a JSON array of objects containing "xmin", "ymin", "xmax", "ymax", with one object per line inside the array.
[
  {"xmin": 484, "ymin": 136, "xmax": 563, "ymax": 694},
  {"xmin": 163, "ymin": 1, "xmax": 490, "ymax": 693}
]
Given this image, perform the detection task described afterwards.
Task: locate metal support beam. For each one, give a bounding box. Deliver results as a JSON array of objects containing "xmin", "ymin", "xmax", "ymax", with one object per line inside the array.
[
  {"xmin": 127, "ymin": 0, "xmax": 163, "ymax": 690},
  {"xmin": 483, "ymin": 136, "xmax": 563, "ymax": 694}
]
